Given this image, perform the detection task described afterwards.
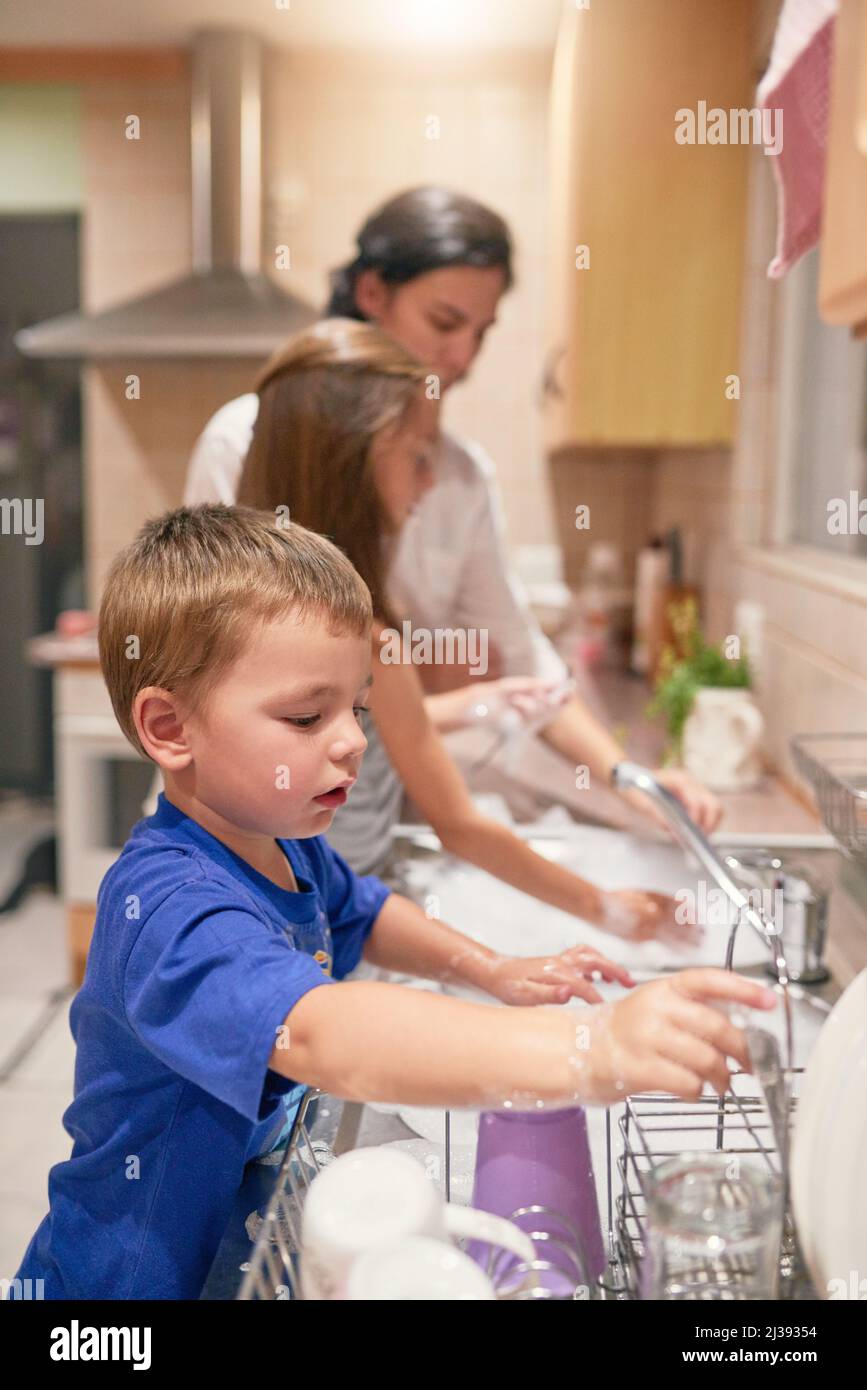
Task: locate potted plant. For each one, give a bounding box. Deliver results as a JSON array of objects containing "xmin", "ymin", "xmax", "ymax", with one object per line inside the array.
[{"xmin": 648, "ymin": 597, "xmax": 762, "ymax": 790}]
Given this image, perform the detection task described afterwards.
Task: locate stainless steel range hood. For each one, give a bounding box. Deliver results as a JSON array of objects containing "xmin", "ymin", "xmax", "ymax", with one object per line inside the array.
[{"xmin": 15, "ymin": 30, "xmax": 316, "ymax": 360}]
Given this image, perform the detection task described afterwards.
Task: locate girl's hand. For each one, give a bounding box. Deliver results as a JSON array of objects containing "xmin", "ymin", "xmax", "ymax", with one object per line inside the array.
[
  {"xmin": 594, "ymin": 888, "xmax": 704, "ymax": 950},
  {"xmin": 578, "ymin": 968, "xmax": 777, "ymax": 1104},
  {"xmin": 622, "ymin": 767, "xmax": 723, "ymax": 835},
  {"xmin": 426, "ymin": 676, "xmax": 573, "ymax": 736},
  {"xmin": 485, "ymin": 945, "xmax": 635, "ymax": 1007},
  {"xmin": 482, "ymin": 676, "xmax": 575, "ymax": 727}
]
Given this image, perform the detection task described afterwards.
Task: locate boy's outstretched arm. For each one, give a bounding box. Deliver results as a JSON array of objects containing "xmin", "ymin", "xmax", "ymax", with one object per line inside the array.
[{"xmin": 268, "ymin": 968, "xmax": 777, "ymax": 1111}]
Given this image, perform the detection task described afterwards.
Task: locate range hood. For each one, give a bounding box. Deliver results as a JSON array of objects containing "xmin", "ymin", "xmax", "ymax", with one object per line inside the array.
[{"xmin": 15, "ymin": 30, "xmax": 316, "ymax": 360}]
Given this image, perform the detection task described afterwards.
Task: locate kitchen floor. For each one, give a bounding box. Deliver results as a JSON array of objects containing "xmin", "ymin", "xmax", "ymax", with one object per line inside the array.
[{"xmin": 0, "ymin": 796, "xmax": 73, "ymax": 1280}]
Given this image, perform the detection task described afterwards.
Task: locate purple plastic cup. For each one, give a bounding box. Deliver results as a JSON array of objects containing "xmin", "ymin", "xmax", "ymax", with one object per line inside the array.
[{"xmin": 468, "ymin": 1107, "xmax": 606, "ymax": 1296}]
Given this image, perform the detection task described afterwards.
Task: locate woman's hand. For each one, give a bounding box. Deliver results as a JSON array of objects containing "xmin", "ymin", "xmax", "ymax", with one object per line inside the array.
[
  {"xmin": 577, "ymin": 968, "xmax": 778, "ymax": 1104},
  {"xmin": 622, "ymin": 767, "xmax": 723, "ymax": 835},
  {"xmin": 483, "ymin": 945, "xmax": 635, "ymax": 1007},
  {"xmin": 593, "ymin": 888, "xmax": 704, "ymax": 950},
  {"xmin": 425, "ymin": 675, "xmax": 573, "ymax": 736}
]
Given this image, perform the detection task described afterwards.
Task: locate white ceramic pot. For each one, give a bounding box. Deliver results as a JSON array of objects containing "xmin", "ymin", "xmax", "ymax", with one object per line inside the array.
[{"xmin": 681, "ymin": 687, "xmax": 763, "ymax": 791}]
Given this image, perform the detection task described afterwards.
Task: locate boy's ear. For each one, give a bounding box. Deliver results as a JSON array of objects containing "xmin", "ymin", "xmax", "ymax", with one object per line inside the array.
[{"xmin": 134, "ymin": 687, "xmax": 194, "ymax": 771}]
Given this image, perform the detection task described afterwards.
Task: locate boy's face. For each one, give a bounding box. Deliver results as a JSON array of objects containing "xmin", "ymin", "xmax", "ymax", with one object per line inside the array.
[{"xmin": 176, "ymin": 610, "xmax": 371, "ymax": 841}]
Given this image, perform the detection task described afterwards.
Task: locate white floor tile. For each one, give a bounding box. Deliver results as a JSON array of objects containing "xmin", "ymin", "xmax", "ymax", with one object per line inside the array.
[
  {"xmin": 0, "ymin": 891, "xmax": 67, "ymax": 997},
  {"xmin": 9, "ymin": 999, "xmax": 76, "ymax": 1092}
]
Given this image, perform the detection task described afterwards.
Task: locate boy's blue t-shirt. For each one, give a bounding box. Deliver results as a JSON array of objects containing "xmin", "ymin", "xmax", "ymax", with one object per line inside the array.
[{"xmin": 14, "ymin": 792, "xmax": 391, "ymax": 1300}]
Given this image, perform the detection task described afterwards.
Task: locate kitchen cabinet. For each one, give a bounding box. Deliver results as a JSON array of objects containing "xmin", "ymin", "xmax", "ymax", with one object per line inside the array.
[
  {"xmin": 545, "ymin": 0, "xmax": 753, "ymax": 448},
  {"xmin": 819, "ymin": 0, "xmax": 867, "ymax": 332}
]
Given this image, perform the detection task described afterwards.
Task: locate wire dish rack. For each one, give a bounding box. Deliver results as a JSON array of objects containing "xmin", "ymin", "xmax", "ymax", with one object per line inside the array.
[
  {"xmin": 236, "ymin": 1089, "xmax": 322, "ymax": 1300},
  {"xmin": 599, "ymin": 1069, "xmax": 815, "ymax": 1301},
  {"xmin": 237, "ymin": 1077, "xmax": 815, "ymax": 1301},
  {"xmin": 236, "ymin": 1093, "xmax": 558, "ymax": 1300},
  {"xmin": 792, "ymin": 733, "xmax": 867, "ymax": 868}
]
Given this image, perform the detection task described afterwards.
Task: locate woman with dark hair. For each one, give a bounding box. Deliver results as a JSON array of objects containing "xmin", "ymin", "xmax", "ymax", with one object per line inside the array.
[{"xmin": 183, "ymin": 186, "xmax": 721, "ymax": 850}]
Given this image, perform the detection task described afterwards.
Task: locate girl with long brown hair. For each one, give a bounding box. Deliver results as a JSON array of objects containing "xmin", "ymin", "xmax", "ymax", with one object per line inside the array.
[{"xmin": 236, "ymin": 316, "xmax": 695, "ymax": 948}]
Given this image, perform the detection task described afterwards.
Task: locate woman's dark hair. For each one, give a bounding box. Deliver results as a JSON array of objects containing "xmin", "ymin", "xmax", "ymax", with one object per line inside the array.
[{"xmin": 326, "ymin": 186, "xmax": 513, "ymax": 319}]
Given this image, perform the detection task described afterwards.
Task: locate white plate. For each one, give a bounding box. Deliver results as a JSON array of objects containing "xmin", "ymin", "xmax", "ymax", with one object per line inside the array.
[
  {"xmin": 791, "ymin": 966, "xmax": 867, "ymax": 1296},
  {"xmin": 821, "ymin": 1047, "xmax": 867, "ymax": 1297}
]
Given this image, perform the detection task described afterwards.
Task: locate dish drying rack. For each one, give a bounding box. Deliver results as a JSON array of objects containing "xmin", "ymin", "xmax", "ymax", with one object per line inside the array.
[
  {"xmin": 235, "ymin": 1078, "xmax": 813, "ymax": 1301},
  {"xmin": 600, "ymin": 1071, "xmax": 813, "ymax": 1300},
  {"xmin": 236, "ymin": 1092, "xmax": 559, "ymax": 1300},
  {"xmin": 239, "ymin": 764, "xmax": 817, "ymax": 1301},
  {"xmin": 791, "ymin": 733, "xmax": 867, "ymax": 868}
]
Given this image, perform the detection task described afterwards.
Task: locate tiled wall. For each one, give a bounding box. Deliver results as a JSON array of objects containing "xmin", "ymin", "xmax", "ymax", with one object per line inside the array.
[
  {"xmin": 81, "ymin": 75, "xmax": 254, "ymax": 595},
  {"xmin": 83, "ymin": 46, "xmax": 557, "ymax": 600},
  {"xmin": 547, "ymin": 447, "xmax": 655, "ymax": 589},
  {"xmin": 649, "ymin": 449, "xmax": 734, "ymax": 642},
  {"xmin": 263, "ymin": 46, "xmax": 556, "ymax": 548}
]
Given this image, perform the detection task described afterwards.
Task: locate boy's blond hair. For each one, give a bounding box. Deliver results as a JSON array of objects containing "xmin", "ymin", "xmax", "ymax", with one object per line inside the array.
[{"xmin": 99, "ymin": 504, "xmax": 373, "ymax": 760}]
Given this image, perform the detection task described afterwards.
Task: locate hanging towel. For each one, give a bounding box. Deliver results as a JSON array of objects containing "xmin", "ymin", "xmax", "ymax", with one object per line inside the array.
[{"xmin": 758, "ymin": 0, "xmax": 839, "ymax": 277}]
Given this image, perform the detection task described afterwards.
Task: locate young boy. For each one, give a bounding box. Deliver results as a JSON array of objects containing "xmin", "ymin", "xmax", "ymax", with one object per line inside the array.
[{"xmin": 12, "ymin": 505, "xmax": 774, "ymax": 1300}]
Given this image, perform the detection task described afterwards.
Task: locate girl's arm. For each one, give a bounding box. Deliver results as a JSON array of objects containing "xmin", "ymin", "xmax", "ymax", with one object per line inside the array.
[
  {"xmin": 538, "ymin": 698, "xmax": 722, "ymax": 833},
  {"xmin": 369, "ymin": 637, "xmax": 692, "ymax": 944}
]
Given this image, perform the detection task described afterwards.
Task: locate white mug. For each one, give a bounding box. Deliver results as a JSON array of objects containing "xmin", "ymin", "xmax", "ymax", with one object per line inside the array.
[
  {"xmin": 345, "ymin": 1236, "xmax": 497, "ymax": 1301},
  {"xmin": 300, "ymin": 1146, "xmax": 536, "ymax": 1299}
]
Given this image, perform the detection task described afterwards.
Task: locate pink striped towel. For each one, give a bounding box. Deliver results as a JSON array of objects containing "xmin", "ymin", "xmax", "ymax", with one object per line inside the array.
[{"xmin": 758, "ymin": 0, "xmax": 838, "ymax": 277}]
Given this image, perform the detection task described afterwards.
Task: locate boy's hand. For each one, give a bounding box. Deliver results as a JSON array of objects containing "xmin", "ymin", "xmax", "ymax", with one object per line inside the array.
[
  {"xmin": 483, "ymin": 945, "xmax": 635, "ymax": 1007},
  {"xmin": 577, "ymin": 967, "xmax": 777, "ymax": 1104},
  {"xmin": 594, "ymin": 888, "xmax": 704, "ymax": 950}
]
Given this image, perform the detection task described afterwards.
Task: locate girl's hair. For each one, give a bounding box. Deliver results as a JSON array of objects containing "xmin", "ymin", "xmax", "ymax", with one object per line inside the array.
[
  {"xmin": 326, "ymin": 186, "xmax": 513, "ymax": 319},
  {"xmin": 98, "ymin": 503, "xmax": 372, "ymax": 761},
  {"xmin": 237, "ymin": 318, "xmax": 428, "ymax": 623}
]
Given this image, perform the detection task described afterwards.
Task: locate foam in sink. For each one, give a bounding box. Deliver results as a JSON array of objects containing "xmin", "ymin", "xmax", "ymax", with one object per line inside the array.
[{"xmin": 401, "ymin": 823, "xmax": 769, "ymax": 976}]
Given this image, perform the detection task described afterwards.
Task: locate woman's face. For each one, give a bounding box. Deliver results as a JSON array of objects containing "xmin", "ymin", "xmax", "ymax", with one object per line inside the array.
[
  {"xmin": 356, "ymin": 265, "xmax": 507, "ymax": 392},
  {"xmin": 371, "ymin": 389, "xmax": 440, "ymax": 530}
]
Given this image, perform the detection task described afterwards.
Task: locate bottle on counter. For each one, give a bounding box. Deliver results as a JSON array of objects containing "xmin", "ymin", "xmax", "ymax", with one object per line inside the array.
[
  {"xmin": 572, "ymin": 541, "xmax": 626, "ymax": 670},
  {"xmin": 630, "ymin": 536, "xmax": 670, "ymax": 676}
]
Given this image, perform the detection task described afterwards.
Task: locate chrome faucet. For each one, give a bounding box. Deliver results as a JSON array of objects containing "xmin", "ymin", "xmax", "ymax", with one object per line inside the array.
[{"xmin": 611, "ymin": 761, "xmax": 794, "ymax": 1072}]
